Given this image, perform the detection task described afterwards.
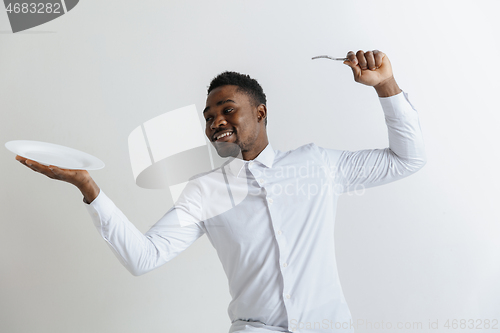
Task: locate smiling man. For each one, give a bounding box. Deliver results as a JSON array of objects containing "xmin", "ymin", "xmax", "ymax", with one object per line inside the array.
[
  {"xmin": 17, "ymin": 50, "xmax": 426, "ymax": 333},
  {"xmin": 204, "ymin": 76, "xmax": 269, "ymax": 160}
]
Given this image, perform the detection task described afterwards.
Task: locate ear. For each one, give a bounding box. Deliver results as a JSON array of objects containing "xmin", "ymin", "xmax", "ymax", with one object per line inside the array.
[{"xmin": 257, "ymin": 104, "xmax": 267, "ymax": 123}]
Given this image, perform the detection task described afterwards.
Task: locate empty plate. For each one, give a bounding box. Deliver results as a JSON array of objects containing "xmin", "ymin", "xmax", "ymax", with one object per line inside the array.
[{"xmin": 5, "ymin": 140, "xmax": 105, "ymax": 170}]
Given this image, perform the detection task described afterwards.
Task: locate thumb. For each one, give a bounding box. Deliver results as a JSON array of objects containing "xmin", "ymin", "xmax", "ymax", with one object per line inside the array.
[
  {"xmin": 48, "ymin": 165, "xmax": 64, "ymax": 179},
  {"xmin": 48, "ymin": 165, "xmax": 58, "ymax": 173},
  {"xmin": 343, "ymin": 60, "xmax": 361, "ymax": 79}
]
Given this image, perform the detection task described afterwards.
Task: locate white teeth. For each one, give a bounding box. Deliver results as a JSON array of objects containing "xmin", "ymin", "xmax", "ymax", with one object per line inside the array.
[{"xmin": 216, "ymin": 131, "xmax": 233, "ymax": 140}]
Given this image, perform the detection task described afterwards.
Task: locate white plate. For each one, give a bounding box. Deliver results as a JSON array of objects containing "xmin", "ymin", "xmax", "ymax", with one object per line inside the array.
[{"xmin": 5, "ymin": 140, "xmax": 105, "ymax": 170}]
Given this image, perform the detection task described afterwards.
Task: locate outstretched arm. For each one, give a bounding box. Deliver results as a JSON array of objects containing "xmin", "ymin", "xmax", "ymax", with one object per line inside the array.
[
  {"xmin": 16, "ymin": 155, "xmax": 100, "ymax": 204},
  {"xmin": 15, "ymin": 155, "xmax": 205, "ymax": 276}
]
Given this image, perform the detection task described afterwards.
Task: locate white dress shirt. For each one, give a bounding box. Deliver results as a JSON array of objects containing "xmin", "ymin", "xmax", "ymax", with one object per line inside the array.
[{"xmin": 85, "ymin": 91, "xmax": 426, "ymax": 333}]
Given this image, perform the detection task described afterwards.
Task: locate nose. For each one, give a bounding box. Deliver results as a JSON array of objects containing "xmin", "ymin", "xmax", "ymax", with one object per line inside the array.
[{"xmin": 210, "ymin": 114, "xmax": 227, "ymax": 130}]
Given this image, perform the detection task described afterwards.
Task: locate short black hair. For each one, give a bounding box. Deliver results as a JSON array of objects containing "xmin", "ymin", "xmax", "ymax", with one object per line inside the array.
[{"xmin": 207, "ymin": 71, "xmax": 267, "ymax": 126}]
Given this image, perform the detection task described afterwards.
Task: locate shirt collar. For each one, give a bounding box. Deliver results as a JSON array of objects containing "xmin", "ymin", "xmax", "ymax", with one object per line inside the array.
[{"xmin": 226, "ymin": 143, "xmax": 275, "ymax": 178}]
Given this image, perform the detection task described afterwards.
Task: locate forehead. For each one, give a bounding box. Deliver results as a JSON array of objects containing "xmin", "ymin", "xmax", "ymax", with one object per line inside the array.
[{"xmin": 205, "ymin": 85, "xmax": 250, "ymax": 106}]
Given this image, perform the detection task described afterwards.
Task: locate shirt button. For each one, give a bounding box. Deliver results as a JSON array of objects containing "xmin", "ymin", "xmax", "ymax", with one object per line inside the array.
[
  {"xmin": 267, "ymin": 198, "xmax": 273, "ymax": 204},
  {"xmin": 277, "ymin": 230, "xmax": 282, "ymax": 235},
  {"xmin": 259, "ymin": 178, "xmax": 264, "ymax": 184},
  {"xmin": 249, "ymin": 161, "xmax": 254, "ymax": 167},
  {"xmin": 282, "ymin": 262, "xmax": 288, "ymax": 268},
  {"xmin": 285, "ymin": 294, "xmax": 291, "ymax": 299}
]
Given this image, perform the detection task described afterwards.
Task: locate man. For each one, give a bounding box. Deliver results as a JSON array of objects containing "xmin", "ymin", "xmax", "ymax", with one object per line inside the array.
[{"xmin": 17, "ymin": 50, "xmax": 426, "ymax": 333}]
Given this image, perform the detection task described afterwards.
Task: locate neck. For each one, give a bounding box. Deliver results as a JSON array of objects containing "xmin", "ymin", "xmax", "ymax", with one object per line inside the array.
[{"xmin": 242, "ymin": 139, "xmax": 269, "ymax": 161}]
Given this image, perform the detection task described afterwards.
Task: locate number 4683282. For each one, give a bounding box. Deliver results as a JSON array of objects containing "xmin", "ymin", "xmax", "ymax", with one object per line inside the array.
[{"xmin": 5, "ymin": 3, "xmax": 62, "ymax": 14}]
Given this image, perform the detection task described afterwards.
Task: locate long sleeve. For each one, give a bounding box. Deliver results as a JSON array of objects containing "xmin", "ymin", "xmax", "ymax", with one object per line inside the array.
[
  {"xmin": 320, "ymin": 90, "xmax": 427, "ymax": 193},
  {"xmin": 85, "ymin": 187, "xmax": 205, "ymax": 276}
]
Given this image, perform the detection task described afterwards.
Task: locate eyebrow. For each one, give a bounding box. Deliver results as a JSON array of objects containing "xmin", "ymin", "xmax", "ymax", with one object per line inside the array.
[{"xmin": 203, "ymin": 99, "xmax": 236, "ymax": 114}]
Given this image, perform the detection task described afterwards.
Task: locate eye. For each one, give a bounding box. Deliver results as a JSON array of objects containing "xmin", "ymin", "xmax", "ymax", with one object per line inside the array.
[
  {"xmin": 205, "ymin": 117, "xmax": 212, "ymax": 122},
  {"xmin": 224, "ymin": 108, "xmax": 234, "ymax": 114}
]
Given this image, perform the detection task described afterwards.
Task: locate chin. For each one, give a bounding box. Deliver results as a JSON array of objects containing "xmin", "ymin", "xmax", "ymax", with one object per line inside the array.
[{"xmin": 213, "ymin": 142, "xmax": 241, "ymax": 158}]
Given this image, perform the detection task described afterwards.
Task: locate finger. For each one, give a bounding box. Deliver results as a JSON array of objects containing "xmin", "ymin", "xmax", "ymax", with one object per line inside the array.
[
  {"xmin": 373, "ymin": 50, "xmax": 385, "ymax": 68},
  {"xmin": 47, "ymin": 165, "xmax": 67, "ymax": 180},
  {"xmin": 343, "ymin": 52, "xmax": 362, "ymax": 79},
  {"xmin": 24, "ymin": 159, "xmax": 43, "ymax": 171},
  {"xmin": 16, "ymin": 155, "xmax": 28, "ymax": 166},
  {"xmin": 24, "ymin": 159, "xmax": 57, "ymax": 179},
  {"xmin": 356, "ymin": 50, "xmax": 368, "ymax": 70},
  {"xmin": 365, "ymin": 51, "xmax": 377, "ymax": 70},
  {"xmin": 345, "ymin": 51, "xmax": 357, "ymax": 66},
  {"xmin": 48, "ymin": 166, "xmax": 88, "ymax": 186}
]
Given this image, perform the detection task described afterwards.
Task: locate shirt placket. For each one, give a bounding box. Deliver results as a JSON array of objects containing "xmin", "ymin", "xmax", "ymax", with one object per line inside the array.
[{"xmin": 247, "ymin": 160, "xmax": 295, "ymax": 331}]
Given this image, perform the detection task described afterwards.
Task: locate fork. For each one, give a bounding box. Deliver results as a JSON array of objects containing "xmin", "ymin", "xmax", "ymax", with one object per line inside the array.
[{"xmin": 311, "ymin": 55, "xmax": 348, "ymax": 61}]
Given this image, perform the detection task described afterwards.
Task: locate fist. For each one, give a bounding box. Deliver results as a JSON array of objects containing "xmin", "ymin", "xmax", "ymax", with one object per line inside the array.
[{"xmin": 344, "ymin": 50, "xmax": 394, "ymax": 87}]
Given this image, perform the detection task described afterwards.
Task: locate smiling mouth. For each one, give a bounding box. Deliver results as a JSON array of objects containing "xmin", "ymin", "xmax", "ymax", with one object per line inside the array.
[{"xmin": 214, "ymin": 131, "xmax": 234, "ymax": 142}]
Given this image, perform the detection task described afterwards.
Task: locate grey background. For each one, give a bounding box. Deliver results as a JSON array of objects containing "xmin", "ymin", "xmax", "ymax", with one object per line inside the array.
[{"xmin": 1, "ymin": 0, "xmax": 499, "ymax": 332}]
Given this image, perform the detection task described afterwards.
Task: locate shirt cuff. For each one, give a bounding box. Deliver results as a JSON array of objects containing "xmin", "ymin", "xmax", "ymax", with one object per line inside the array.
[
  {"xmin": 84, "ymin": 190, "xmax": 116, "ymax": 227},
  {"xmin": 379, "ymin": 90, "xmax": 417, "ymax": 118}
]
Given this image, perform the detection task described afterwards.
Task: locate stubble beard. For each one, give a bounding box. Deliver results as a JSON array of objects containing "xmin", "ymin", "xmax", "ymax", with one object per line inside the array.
[{"xmin": 213, "ymin": 129, "xmax": 258, "ymax": 159}]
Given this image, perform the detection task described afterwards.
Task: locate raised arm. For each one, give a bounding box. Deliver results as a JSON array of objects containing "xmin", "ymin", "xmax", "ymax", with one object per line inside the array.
[{"xmin": 321, "ymin": 50, "xmax": 426, "ymax": 193}]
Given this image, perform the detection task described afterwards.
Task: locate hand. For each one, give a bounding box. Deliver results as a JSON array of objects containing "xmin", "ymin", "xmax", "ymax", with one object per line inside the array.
[
  {"xmin": 344, "ymin": 50, "xmax": 401, "ymax": 97},
  {"xmin": 16, "ymin": 155, "xmax": 100, "ymax": 203}
]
